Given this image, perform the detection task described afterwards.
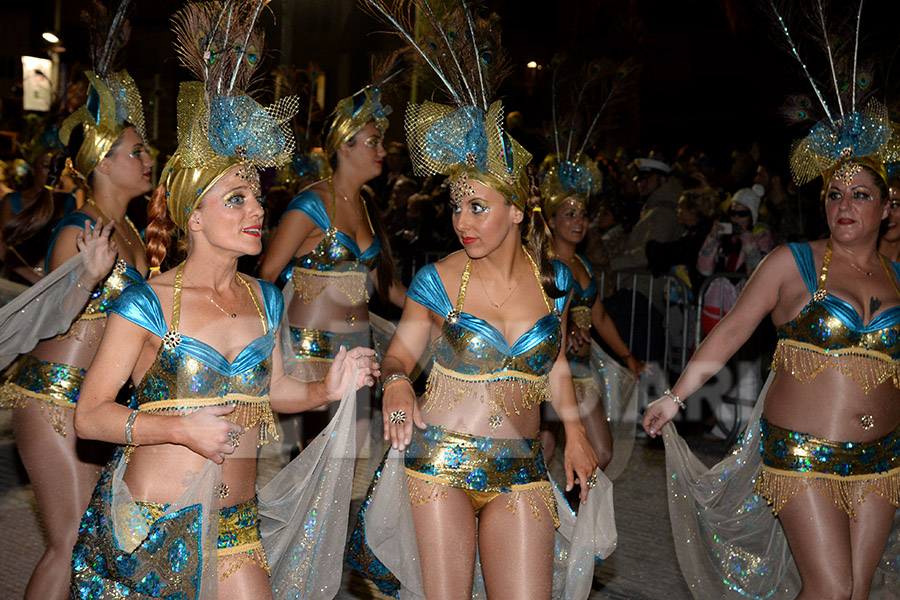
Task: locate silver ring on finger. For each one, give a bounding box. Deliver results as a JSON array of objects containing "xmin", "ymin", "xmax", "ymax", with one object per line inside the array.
[
  {"xmin": 389, "ymin": 410, "xmax": 407, "ymax": 425},
  {"xmin": 586, "ymin": 473, "xmax": 598, "ymax": 488},
  {"xmin": 227, "ymin": 429, "xmax": 241, "ymax": 448}
]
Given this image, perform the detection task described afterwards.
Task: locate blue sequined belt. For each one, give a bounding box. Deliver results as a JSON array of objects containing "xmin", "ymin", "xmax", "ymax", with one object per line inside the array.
[
  {"xmin": 135, "ymin": 497, "xmax": 262, "ymax": 552},
  {"xmin": 404, "ymin": 424, "xmax": 549, "ymax": 492},
  {"xmin": 759, "ymin": 418, "xmax": 900, "ymax": 477},
  {"xmin": 289, "ymin": 326, "xmax": 370, "ymax": 360},
  {"xmin": 8, "ymin": 355, "xmax": 85, "ymax": 405}
]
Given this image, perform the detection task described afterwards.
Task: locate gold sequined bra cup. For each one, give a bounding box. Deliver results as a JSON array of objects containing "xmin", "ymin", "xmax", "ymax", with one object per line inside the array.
[
  {"xmin": 568, "ymin": 254, "xmax": 599, "ymax": 332},
  {"xmin": 108, "ymin": 273, "xmax": 284, "ymax": 446},
  {"xmin": 284, "ymin": 189, "xmax": 381, "ymax": 306},
  {"xmin": 406, "ymin": 257, "xmax": 573, "ymax": 427},
  {"xmin": 773, "ymin": 242, "xmax": 900, "ymax": 392}
]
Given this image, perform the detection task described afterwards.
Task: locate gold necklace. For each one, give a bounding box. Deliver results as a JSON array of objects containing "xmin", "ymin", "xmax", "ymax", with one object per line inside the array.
[
  {"xmin": 86, "ymin": 197, "xmax": 145, "ymax": 249},
  {"xmin": 475, "ymin": 258, "xmax": 524, "ymax": 309},
  {"xmin": 190, "ymin": 274, "xmax": 259, "ymax": 319}
]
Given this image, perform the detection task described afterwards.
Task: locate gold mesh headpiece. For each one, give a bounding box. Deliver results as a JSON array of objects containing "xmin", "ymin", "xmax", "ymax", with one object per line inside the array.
[
  {"xmin": 59, "ymin": 70, "xmax": 146, "ymax": 177},
  {"xmin": 539, "ymin": 155, "xmax": 602, "ymax": 217},
  {"xmin": 165, "ymin": 81, "xmax": 298, "ymax": 230},
  {"xmin": 406, "ymin": 99, "xmax": 531, "ymax": 208},
  {"xmin": 324, "ymin": 85, "xmax": 391, "ymax": 158},
  {"xmin": 790, "ymin": 100, "xmax": 900, "ymax": 186}
]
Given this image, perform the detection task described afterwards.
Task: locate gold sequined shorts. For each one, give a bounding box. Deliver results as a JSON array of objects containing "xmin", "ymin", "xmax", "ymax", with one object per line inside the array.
[
  {"xmin": 0, "ymin": 355, "xmax": 84, "ymax": 436},
  {"xmin": 135, "ymin": 497, "xmax": 269, "ymax": 579},
  {"xmin": 404, "ymin": 425, "xmax": 559, "ymax": 526},
  {"xmin": 755, "ymin": 418, "xmax": 900, "ymax": 518}
]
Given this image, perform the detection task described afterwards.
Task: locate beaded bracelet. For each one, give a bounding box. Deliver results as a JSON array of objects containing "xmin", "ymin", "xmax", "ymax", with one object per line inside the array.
[
  {"xmin": 663, "ymin": 388, "xmax": 685, "ymax": 410},
  {"xmin": 125, "ymin": 409, "xmax": 140, "ymax": 445},
  {"xmin": 381, "ymin": 373, "xmax": 412, "ymax": 393},
  {"xmin": 76, "ymin": 279, "xmax": 93, "ymax": 293}
]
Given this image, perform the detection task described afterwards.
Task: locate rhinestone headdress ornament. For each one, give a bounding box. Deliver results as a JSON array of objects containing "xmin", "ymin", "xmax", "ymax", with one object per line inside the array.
[
  {"xmin": 59, "ymin": 0, "xmax": 146, "ymax": 179},
  {"xmin": 770, "ymin": 1, "xmax": 900, "ymax": 187},
  {"xmin": 539, "ymin": 57, "xmax": 637, "ymax": 217},
  {"xmin": 362, "ymin": 0, "xmax": 532, "ymax": 208},
  {"xmin": 164, "ymin": 0, "xmax": 299, "ymax": 231}
]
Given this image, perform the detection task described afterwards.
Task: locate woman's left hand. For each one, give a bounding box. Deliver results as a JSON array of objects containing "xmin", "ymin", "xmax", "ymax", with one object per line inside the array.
[
  {"xmin": 563, "ymin": 427, "xmax": 600, "ymax": 504},
  {"xmin": 324, "ymin": 346, "xmax": 380, "ymax": 401},
  {"xmin": 566, "ymin": 325, "xmax": 591, "ymax": 354},
  {"xmin": 625, "ymin": 354, "xmax": 648, "ymax": 380},
  {"xmin": 76, "ymin": 218, "xmax": 117, "ymax": 284}
]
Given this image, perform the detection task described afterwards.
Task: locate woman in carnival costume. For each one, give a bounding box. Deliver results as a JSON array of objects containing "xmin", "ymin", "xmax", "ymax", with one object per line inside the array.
[
  {"xmin": 643, "ymin": 3, "xmax": 900, "ymax": 598},
  {"xmin": 0, "ymin": 119, "xmax": 74, "ymax": 286},
  {"xmin": 70, "ymin": 2, "xmax": 378, "ymax": 597},
  {"xmin": 348, "ymin": 3, "xmax": 615, "ymax": 598},
  {"xmin": 258, "ymin": 57, "xmax": 407, "ymax": 383},
  {"xmin": 0, "ymin": 2, "xmax": 153, "ymax": 597},
  {"xmin": 538, "ymin": 59, "xmax": 644, "ymax": 478}
]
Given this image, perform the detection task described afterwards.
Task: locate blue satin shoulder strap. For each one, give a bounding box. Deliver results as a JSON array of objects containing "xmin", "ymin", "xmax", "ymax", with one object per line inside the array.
[
  {"xmin": 407, "ymin": 263, "xmax": 451, "ymax": 316},
  {"xmin": 46, "ymin": 212, "xmax": 95, "ymax": 272},
  {"xmin": 552, "ymin": 259, "xmax": 574, "ymax": 313},
  {"xmin": 257, "ymin": 279, "xmax": 284, "ymax": 332},
  {"xmin": 283, "ymin": 190, "xmax": 329, "ymax": 232},
  {"xmin": 786, "ymin": 242, "xmax": 817, "ymax": 295},
  {"xmin": 109, "ymin": 284, "xmax": 168, "ymax": 338}
]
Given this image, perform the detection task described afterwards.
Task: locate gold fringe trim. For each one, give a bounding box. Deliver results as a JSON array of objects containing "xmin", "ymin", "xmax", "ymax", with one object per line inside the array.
[
  {"xmin": 755, "ymin": 465, "xmax": 900, "ymax": 520},
  {"xmin": 572, "ymin": 377, "xmax": 599, "ymax": 402},
  {"xmin": 405, "ymin": 470, "xmax": 559, "ymax": 527},
  {"xmin": 505, "ymin": 482, "xmax": 560, "ymax": 529},
  {"xmin": 140, "ymin": 394, "xmax": 278, "ymax": 446},
  {"xmin": 772, "ymin": 340, "xmax": 900, "ymax": 393},
  {"xmin": 291, "ymin": 268, "xmax": 368, "ymax": 305},
  {"xmin": 55, "ymin": 315, "xmax": 105, "ymax": 345},
  {"xmin": 422, "ymin": 362, "xmax": 551, "ymax": 416},
  {"xmin": 288, "ymin": 359, "xmax": 333, "ymax": 383},
  {"xmin": 218, "ymin": 543, "xmax": 270, "ymax": 580},
  {"xmin": 570, "ymin": 307, "xmax": 592, "ymax": 332},
  {"xmin": 0, "ymin": 382, "xmax": 73, "ymax": 436},
  {"xmin": 406, "ymin": 470, "xmax": 450, "ymax": 506}
]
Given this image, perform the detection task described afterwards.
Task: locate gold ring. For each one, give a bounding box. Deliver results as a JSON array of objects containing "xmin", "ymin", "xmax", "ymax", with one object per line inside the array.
[
  {"xmin": 227, "ymin": 430, "xmax": 241, "ymax": 448},
  {"xmin": 389, "ymin": 410, "xmax": 406, "ymax": 425},
  {"xmin": 586, "ymin": 473, "xmax": 597, "ymax": 488}
]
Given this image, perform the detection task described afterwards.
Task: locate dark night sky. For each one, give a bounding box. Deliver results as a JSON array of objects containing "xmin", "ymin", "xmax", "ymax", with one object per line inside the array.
[{"xmin": 3, "ymin": 0, "xmax": 900, "ymax": 177}]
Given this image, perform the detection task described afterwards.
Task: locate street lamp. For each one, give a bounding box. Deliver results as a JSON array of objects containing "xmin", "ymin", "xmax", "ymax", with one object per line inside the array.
[
  {"xmin": 526, "ymin": 61, "xmax": 538, "ymax": 69},
  {"xmin": 42, "ymin": 32, "xmax": 60, "ymax": 44}
]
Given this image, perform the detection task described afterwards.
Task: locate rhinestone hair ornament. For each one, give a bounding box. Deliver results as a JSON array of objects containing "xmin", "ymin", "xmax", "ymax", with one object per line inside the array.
[
  {"xmin": 59, "ymin": 0, "xmax": 146, "ymax": 178},
  {"xmin": 769, "ymin": 1, "xmax": 900, "ymax": 187},
  {"xmin": 362, "ymin": 0, "xmax": 532, "ymax": 209},
  {"xmin": 165, "ymin": 0, "xmax": 299, "ymax": 231}
]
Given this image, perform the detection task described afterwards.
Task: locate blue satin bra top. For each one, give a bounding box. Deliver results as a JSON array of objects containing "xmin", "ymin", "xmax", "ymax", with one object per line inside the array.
[
  {"xmin": 407, "ymin": 259, "xmax": 573, "ymax": 378},
  {"xmin": 48, "ymin": 213, "xmax": 145, "ymax": 321},
  {"xmin": 570, "ymin": 254, "xmax": 598, "ymax": 311},
  {"xmin": 772, "ymin": 242, "xmax": 900, "ymax": 392},
  {"xmin": 110, "ymin": 279, "xmax": 283, "ymax": 444},
  {"xmin": 285, "ymin": 190, "xmax": 381, "ymax": 273}
]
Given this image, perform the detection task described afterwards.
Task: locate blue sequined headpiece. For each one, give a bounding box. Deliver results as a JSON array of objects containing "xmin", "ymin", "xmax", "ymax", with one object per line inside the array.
[{"xmin": 324, "ymin": 85, "xmax": 392, "ymax": 158}]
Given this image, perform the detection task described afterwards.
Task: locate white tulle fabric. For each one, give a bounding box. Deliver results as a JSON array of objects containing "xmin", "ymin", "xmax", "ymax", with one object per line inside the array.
[{"xmin": 662, "ymin": 373, "xmax": 900, "ymax": 598}]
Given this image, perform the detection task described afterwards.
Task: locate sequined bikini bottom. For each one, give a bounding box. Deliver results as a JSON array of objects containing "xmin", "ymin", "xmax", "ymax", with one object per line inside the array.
[
  {"xmin": 404, "ymin": 424, "xmax": 558, "ymax": 526},
  {"xmin": 133, "ymin": 497, "xmax": 269, "ymax": 580},
  {"xmin": 288, "ymin": 326, "xmax": 370, "ymax": 381},
  {"xmin": 0, "ymin": 355, "xmax": 85, "ymax": 436},
  {"xmin": 755, "ymin": 418, "xmax": 900, "ymax": 518}
]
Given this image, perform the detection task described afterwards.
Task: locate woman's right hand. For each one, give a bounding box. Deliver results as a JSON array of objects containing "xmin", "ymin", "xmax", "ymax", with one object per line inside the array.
[
  {"xmin": 382, "ymin": 378, "xmax": 423, "ymax": 451},
  {"xmin": 76, "ymin": 218, "xmax": 117, "ymax": 284},
  {"xmin": 641, "ymin": 394, "xmax": 681, "ymax": 438},
  {"xmin": 179, "ymin": 405, "xmax": 245, "ymax": 464}
]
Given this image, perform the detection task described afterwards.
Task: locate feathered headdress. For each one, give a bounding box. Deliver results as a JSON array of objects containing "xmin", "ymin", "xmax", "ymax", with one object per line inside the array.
[
  {"xmin": 59, "ymin": 0, "xmax": 145, "ymax": 178},
  {"xmin": 323, "ymin": 51, "xmax": 408, "ymax": 159},
  {"xmin": 540, "ymin": 57, "xmax": 638, "ymax": 216},
  {"xmin": 362, "ymin": 0, "xmax": 531, "ymax": 208},
  {"xmin": 770, "ymin": 0, "xmax": 900, "ymax": 186},
  {"xmin": 164, "ymin": 0, "xmax": 298, "ymax": 230}
]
